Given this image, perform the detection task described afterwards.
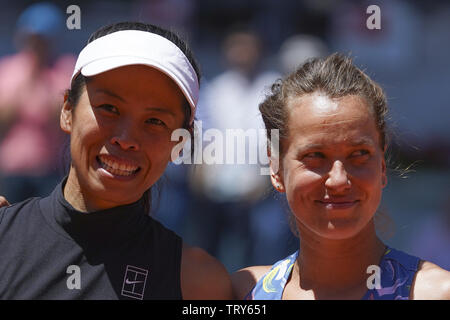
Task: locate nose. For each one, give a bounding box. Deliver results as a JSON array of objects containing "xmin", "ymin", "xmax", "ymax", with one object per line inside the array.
[
  {"xmin": 110, "ymin": 122, "xmax": 140, "ymax": 151},
  {"xmin": 325, "ymin": 160, "xmax": 351, "ymax": 192}
]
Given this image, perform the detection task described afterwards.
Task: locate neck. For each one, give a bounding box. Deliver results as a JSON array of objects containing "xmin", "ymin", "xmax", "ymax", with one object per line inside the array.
[
  {"xmin": 64, "ymin": 169, "xmax": 90, "ymax": 212},
  {"xmin": 64, "ymin": 167, "xmax": 116, "ymax": 212},
  {"xmin": 294, "ymin": 220, "xmax": 386, "ymax": 298},
  {"xmin": 64, "ymin": 167, "xmax": 146, "ymax": 212}
]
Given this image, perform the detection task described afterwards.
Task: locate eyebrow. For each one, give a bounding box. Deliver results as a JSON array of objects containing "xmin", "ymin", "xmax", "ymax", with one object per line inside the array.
[
  {"xmin": 94, "ymin": 90, "xmax": 176, "ymax": 117},
  {"xmin": 94, "ymin": 89, "xmax": 126, "ymax": 103},
  {"xmin": 349, "ymin": 137, "xmax": 376, "ymax": 147},
  {"xmin": 298, "ymin": 137, "xmax": 376, "ymax": 152},
  {"xmin": 144, "ymin": 107, "xmax": 176, "ymax": 118}
]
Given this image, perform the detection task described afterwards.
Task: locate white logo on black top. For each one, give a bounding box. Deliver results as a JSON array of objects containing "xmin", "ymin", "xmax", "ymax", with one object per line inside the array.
[{"xmin": 121, "ymin": 265, "xmax": 149, "ymax": 300}]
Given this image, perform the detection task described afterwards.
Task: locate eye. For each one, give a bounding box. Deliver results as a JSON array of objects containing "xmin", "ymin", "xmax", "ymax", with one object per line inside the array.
[
  {"xmin": 98, "ymin": 104, "xmax": 119, "ymax": 114},
  {"xmin": 351, "ymin": 149, "xmax": 370, "ymax": 157},
  {"xmin": 146, "ymin": 118, "xmax": 166, "ymax": 126},
  {"xmin": 304, "ymin": 152, "xmax": 325, "ymax": 159}
]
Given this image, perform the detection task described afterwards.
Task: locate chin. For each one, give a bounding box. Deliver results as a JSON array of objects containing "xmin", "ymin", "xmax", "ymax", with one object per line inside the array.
[{"xmin": 319, "ymin": 219, "xmax": 368, "ymax": 240}]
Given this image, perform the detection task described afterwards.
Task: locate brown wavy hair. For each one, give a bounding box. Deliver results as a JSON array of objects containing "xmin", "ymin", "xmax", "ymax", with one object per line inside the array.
[{"xmin": 260, "ymin": 53, "xmax": 388, "ymax": 155}]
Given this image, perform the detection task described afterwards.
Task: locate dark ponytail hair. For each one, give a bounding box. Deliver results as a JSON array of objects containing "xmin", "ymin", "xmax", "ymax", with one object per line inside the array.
[{"xmin": 62, "ymin": 21, "xmax": 201, "ymax": 214}]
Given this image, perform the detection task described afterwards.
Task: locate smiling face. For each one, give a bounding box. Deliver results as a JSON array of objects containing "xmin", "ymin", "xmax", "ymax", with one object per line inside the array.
[
  {"xmin": 271, "ymin": 92, "xmax": 387, "ymax": 240},
  {"xmin": 60, "ymin": 65, "xmax": 185, "ymax": 211}
]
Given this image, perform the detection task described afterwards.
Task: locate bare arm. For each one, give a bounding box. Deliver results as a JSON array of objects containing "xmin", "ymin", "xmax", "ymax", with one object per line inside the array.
[
  {"xmin": 181, "ymin": 243, "xmax": 233, "ymax": 299},
  {"xmin": 411, "ymin": 261, "xmax": 450, "ymax": 300}
]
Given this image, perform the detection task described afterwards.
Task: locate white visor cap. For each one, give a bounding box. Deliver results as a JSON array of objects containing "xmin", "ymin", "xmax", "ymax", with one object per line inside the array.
[{"xmin": 71, "ymin": 30, "xmax": 199, "ymax": 125}]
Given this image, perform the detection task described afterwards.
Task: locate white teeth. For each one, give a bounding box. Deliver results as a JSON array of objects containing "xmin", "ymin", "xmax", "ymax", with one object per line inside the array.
[
  {"xmin": 98, "ymin": 156, "xmax": 139, "ymax": 176},
  {"xmin": 101, "ymin": 162, "xmax": 136, "ymax": 176}
]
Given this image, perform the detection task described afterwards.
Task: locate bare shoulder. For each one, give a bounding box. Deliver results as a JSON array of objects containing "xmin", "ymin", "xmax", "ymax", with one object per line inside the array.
[
  {"xmin": 231, "ymin": 265, "xmax": 272, "ymax": 300},
  {"xmin": 412, "ymin": 260, "xmax": 450, "ymax": 300},
  {"xmin": 0, "ymin": 196, "xmax": 10, "ymax": 208},
  {"xmin": 180, "ymin": 242, "xmax": 233, "ymax": 300}
]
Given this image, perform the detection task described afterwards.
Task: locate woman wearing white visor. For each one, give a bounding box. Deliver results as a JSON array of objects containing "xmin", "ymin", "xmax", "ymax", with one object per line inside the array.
[{"xmin": 0, "ymin": 22, "xmax": 232, "ymax": 299}]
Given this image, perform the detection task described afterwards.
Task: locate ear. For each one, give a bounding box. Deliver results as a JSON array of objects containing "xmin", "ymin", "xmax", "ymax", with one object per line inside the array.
[
  {"xmin": 270, "ymin": 169, "xmax": 285, "ymax": 193},
  {"xmin": 268, "ymin": 147, "xmax": 285, "ymax": 193},
  {"xmin": 60, "ymin": 92, "xmax": 73, "ymax": 134}
]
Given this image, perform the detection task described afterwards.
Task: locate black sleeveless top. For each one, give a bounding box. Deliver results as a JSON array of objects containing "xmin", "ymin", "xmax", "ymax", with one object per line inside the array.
[{"xmin": 0, "ymin": 179, "xmax": 182, "ymax": 299}]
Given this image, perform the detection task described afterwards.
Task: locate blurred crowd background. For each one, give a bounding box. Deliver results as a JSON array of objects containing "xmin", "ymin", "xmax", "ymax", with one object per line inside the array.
[{"xmin": 0, "ymin": 0, "xmax": 448, "ymax": 273}]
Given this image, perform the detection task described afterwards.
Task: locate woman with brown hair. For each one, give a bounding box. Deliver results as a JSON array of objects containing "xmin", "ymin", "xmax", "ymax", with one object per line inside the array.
[{"xmin": 232, "ymin": 53, "xmax": 450, "ymax": 300}]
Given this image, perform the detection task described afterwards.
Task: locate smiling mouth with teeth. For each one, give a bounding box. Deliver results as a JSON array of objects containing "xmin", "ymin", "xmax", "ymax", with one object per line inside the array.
[{"xmin": 97, "ymin": 155, "xmax": 140, "ymax": 177}]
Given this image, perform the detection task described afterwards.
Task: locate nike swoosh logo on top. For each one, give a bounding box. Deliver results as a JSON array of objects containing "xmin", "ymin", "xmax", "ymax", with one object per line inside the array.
[{"xmin": 125, "ymin": 279, "xmax": 144, "ymax": 285}]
